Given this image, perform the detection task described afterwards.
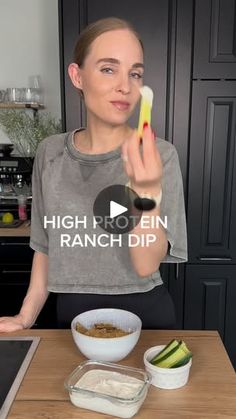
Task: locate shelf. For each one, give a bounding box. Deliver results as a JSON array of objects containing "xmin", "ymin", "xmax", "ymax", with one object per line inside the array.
[{"xmin": 0, "ymin": 103, "xmax": 44, "ymax": 110}]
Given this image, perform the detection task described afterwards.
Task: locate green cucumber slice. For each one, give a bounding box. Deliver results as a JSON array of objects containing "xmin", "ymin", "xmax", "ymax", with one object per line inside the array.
[
  {"xmin": 170, "ymin": 353, "xmax": 192, "ymax": 368},
  {"xmin": 151, "ymin": 341, "xmax": 182, "ymax": 366},
  {"xmin": 153, "ymin": 341, "xmax": 192, "ymax": 368},
  {"xmin": 178, "ymin": 341, "xmax": 191, "ymax": 355},
  {"xmin": 154, "ymin": 346, "xmax": 183, "ymax": 367},
  {"xmin": 150, "ymin": 339, "xmax": 179, "ymax": 365}
]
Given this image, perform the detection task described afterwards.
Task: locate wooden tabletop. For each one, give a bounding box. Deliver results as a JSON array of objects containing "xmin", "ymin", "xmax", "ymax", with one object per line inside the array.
[
  {"xmin": 0, "ymin": 103, "xmax": 44, "ymax": 110},
  {"xmin": 0, "ymin": 221, "xmax": 30, "ymax": 237},
  {"xmin": 4, "ymin": 329, "xmax": 236, "ymax": 418}
]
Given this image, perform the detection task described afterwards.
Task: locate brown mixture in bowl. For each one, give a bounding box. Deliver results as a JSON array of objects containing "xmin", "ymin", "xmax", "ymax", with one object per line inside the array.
[{"xmin": 75, "ymin": 322, "xmax": 132, "ymax": 338}]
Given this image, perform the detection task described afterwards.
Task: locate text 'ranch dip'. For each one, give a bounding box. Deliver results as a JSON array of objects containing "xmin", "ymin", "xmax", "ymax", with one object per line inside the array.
[{"xmin": 69, "ymin": 369, "xmax": 147, "ymax": 418}]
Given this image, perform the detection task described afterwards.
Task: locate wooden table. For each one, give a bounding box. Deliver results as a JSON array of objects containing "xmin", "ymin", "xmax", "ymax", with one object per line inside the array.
[
  {"xmin": 4, "ymin": 329, "xmax": 236, "ymax": 418},
  {"xmin": 0, "ymin": 221, "xmax": 30, "ymax": 237}
]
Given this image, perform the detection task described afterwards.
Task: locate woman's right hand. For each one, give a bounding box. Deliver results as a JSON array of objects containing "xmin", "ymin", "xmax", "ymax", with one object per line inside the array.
[{"xmin": 0, "ymin": 314, "xmax": 25, "ymax": 332}]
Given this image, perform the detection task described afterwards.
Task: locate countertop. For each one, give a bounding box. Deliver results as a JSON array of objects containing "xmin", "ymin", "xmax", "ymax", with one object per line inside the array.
[
  {"xmin": 0, "ymin": 221, "xmax": 30, "ymax": 237},
  {"xmin": 3, "ymin": 329, "xmax": 236, "ymax": 418}
]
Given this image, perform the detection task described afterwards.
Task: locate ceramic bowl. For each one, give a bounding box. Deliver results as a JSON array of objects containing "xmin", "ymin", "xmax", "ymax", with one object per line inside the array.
[
  {"xmin": 143, "ymin": 345, "xmax": 192, "ymax": 389},
  {"xmin": 71, "ymin": 308, "xmax": 142, "ymax": 362}
]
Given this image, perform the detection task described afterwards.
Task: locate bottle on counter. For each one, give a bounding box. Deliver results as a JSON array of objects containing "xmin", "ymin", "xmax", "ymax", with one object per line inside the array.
[{"xmin": 18, "ymin": 195, "xmax": 27, "ymax": 221}]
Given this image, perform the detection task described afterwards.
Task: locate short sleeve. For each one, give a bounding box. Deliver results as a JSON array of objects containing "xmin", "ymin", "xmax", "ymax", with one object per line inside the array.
[
  {"xmin": 29, "ymin": 142, "xmax": 48, "ymax": 254},
  {"xmin": 160, "ymin": 142, "xmax": 188, "ymax": 263}
]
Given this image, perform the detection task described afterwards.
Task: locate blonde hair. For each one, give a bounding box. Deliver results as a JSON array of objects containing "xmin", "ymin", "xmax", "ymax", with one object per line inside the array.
[{"xmin": 73, "ymin": 17, "xmax": 144, "ymax": 67}]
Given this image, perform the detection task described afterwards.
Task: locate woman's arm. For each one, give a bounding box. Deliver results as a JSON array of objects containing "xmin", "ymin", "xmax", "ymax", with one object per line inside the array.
[
  {"xmin": 121, "ymin": 125, "xmax": 167, "ymax": 277},
  {"xmin": 0, "ymin": 251, "xmax": 49, "ymax": 332},
  {"xmin": 128, "ymin": 200, "xmax": 168, "ymax": 277}
]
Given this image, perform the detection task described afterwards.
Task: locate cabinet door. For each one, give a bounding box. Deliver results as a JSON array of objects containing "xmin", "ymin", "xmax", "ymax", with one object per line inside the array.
[
  {"xmin": 193, "ymin": 0, "xmax": 236, "ymax": 78},
  {"xmin": 184, "ymin": 265, "xmax": 236, "ymax": 368},
  {"xmin": 0, "ymin": 237, "xmax": 34, "ymax": 264},
  {"xmin": 0, "ymin": 265, "xmax": 31, "ymax": 316},
  {"xmin": 0, "ymin": 265, "xmax": 57, "ymax": 328},
  {"xmin": 187, "ymin": 81, "xmax": 236, "ymax": 263}
]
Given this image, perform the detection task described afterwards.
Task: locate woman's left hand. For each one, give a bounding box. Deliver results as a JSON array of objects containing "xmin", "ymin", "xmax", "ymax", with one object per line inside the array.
[{"xmin": 121, "ymin": 124, "xmax": 162, "ymax": 195}]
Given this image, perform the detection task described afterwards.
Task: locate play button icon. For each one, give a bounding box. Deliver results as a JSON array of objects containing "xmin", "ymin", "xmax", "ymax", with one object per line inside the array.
[
  {"xmin": 110, "ymin": 201, "xmax": 128, "ymax": 218},
  {"xmin": 93, "ymin": 184, "xmax": 142, "ymax": 234}
]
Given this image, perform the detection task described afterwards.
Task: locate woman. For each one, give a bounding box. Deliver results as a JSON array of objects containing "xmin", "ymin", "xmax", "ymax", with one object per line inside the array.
[{"xmin": 0, "ymin": 17, "xmax": 187, "ymax": 332}]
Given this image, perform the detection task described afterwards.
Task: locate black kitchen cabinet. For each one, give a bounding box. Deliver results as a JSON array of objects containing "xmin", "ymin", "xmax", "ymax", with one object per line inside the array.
[
  {"xmin": 188, "ymin": 81, "xmax": 236, "ymax": 263},
  {"xmin": 0, "ymin": 239, "xmax": 57, "ymax": 328},
  {"xmin": 193, "ymin": 0, "xmax": 236, "ymax": 79},
  {"xmin": 0, "ymin": 266, "xmax": 31, "ymax": 316},
  {"xmin": 58, "ymin": 0, "xmax": 236, "ymax": 368},
  {"xmin": 0, "ymin": 237, "xmax": 34, "ymax": 264},
  {"xmin": 184, "ymin": 265, "xmax": 236, "ymax": 368},
  {"xmin": 159, "ymin": 263, "xmax": 185, "ymax": 329}
]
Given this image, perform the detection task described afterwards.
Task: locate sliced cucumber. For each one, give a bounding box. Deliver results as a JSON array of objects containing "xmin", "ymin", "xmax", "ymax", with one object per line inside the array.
[
  {"xmin": 170, "ymin": 353, "xmax": 192, "ymax": 368},
  {"xmin": 150, "ymin": 339, "xmax": 179, "ymax": 365},
  {"xmin": 152, "ymin": 343, "xmax": 183, "ymax": 367},
  {"xmin": 178, "ymin": 340, "xmax": 191, "ymax": 355},
  {"xmin": 151, "ymin": 341, "xmax": 183, "ymax": 366},
  {"xmin": 153, "ymin": 341, "xmax": 192, "ymax": 368},
  {"xmin": 150, "ymin": 339, "xmax": 192, "ymax": 368}
]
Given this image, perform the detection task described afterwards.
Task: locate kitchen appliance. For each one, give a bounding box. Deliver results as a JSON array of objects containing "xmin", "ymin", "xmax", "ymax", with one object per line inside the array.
[
  {"xmin": 0, "ymin": 337, "xmax": 40, "ymax": 419},
  {"xmin": 0, "ymin": 153, "xmax": 33, "ymax": 220},
  {"xmin": 0, "ymin": 144, "xmax": 14, "ymax": 157}
]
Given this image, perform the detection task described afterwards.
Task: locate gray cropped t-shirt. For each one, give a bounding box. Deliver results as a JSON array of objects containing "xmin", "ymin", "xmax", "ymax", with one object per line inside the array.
[{"xmin": 30, "ymin": 130, "xmax": 187, "ymax": 294}]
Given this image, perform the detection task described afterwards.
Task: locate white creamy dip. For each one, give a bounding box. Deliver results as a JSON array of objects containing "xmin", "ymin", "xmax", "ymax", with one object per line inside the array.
[{"xmin": 69, "ymin": 369, "xmax": 147, "ymax": 418}]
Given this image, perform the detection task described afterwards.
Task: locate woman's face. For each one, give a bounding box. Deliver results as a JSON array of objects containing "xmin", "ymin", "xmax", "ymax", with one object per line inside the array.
[{"xmin": 70, "ymin": 29, "xmax": 144, "ymax": 126}]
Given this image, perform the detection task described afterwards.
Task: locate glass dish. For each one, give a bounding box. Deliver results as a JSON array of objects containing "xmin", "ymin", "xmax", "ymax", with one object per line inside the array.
[{"xmin": 64, "ymin": 360, "xmax": 151, "ymax": 418}]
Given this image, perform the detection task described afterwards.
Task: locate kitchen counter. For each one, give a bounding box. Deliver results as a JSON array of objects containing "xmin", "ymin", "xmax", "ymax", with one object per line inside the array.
[
  {"xmin": 0, "ymin": 221, "xmax": 30, "ymax": 237},
  {"xmin": 3, "ymin": 329, "xmax": 236, "ymax": 418}
]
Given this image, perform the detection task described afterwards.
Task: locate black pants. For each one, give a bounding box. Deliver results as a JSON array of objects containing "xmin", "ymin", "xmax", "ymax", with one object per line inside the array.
[{"xmin": 56, "ymin": 285, "xmax": 176, "ymax": 329}]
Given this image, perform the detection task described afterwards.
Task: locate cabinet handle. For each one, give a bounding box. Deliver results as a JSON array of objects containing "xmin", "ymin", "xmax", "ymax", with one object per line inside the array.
[
  {"xmin": 175, "ymin": 264, "xmax": 179, "ymax": 279},
  {"xmin": 0, "ymin": 242, "xmax": 29, "ymax": 246},
  {"xmin": 2, "ymin": 270, "xmax": 31, "ymax": 274},
  {"xmin": 198, "ymin": 257, "xmax": 232, "ymax": 261}
]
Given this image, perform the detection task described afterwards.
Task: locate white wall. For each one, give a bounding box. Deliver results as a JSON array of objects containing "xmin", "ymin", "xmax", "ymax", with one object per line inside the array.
[{"xmin": 0, "ymin": 0, "xmax": 61, "ymax": 143}]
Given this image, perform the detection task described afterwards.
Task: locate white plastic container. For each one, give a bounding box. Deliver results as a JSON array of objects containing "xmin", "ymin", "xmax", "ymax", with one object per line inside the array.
[
  {"xmin": 143, "ymin": 345, "xmax": 192, "ymax": 389},
  {"xmin": 64, "ymin": 360, "xmax": 151, "ymax": 418}
]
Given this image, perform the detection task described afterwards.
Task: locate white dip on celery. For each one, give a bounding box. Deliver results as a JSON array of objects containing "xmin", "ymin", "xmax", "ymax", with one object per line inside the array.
[{"xmin": 69, "ymin": 369, "xmax": 146, "ymax": 418}]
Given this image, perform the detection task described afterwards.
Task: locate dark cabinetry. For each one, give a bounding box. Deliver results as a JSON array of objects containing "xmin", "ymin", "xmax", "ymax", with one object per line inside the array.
[
  {"xmin": 0, "ymin": 238, "xmax": 57, "ymax": 328},
  {"xmin": 184, "ymin": 265, "xmax": 236, "ymax": 368},
  {"xmin": 193, "ymin": 0, "xmax": 236, "ymax": 78},
  {"xmin": 0, "ymin": 264, "xmax": 31, "ymax": 315},
  {"xmin": 185, "ymin": 0, "xmax": 236, "ymax": 369},
  {"xmin": 188, "ymin": 81, "xmax": 236, "ymax": 263}
]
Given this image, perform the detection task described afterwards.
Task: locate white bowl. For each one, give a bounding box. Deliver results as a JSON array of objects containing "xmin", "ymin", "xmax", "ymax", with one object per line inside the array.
[
  {"xmin": 143, "ymin": 345, "xmax": 192, "ymax": 389},
  {"xmin": 71, "ymin": 308, "xmax": 142, "ymax": 362}
]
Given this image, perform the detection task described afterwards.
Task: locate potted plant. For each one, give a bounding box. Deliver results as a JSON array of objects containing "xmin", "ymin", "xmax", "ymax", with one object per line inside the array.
[{"xmin": 0, "ymin": 109, "xmax": 62, "ymax": 160}]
